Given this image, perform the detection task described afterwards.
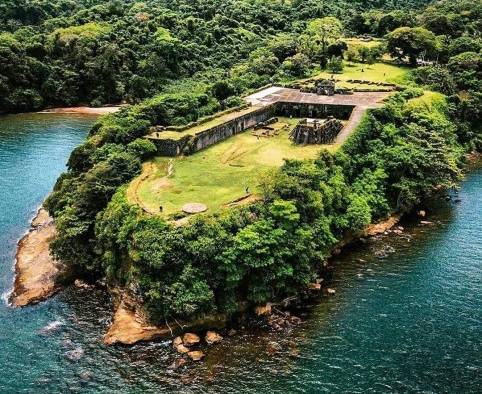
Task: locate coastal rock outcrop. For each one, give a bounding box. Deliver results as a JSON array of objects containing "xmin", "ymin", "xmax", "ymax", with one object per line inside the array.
[
  {"xmin": 183, "ymin": 333, "xmax": 200, "ymax": 346},
  {"xmin": 103, "ymin": 294, "xmax": 171, "ymax": 345},
  {"xmin": 187, "ymin": 350, "xmax": 205, "ymax": 361},
  {"xmin": 10, "ymin": 208, "xmax": 64, "ymax": 307},
  {"xmin": 104, "ymin": 293, "xmax": 227, "ymax": 345},
  {"xmin": 363, "ymin": 215, "xmax": 401, "ymax": 237},
  {"xmin": 205, "ymin": 331, "xmax": 223, "ymax": 345}
]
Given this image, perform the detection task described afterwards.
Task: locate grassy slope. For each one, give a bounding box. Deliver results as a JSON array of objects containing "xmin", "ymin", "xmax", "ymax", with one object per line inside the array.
[
  {"xmin": 128, "ymin": 118, "xmax": 336, "ymax": 216},
  {"xmin": 129, "ymin": 61, "xmax": 407, "ymax": 216}
]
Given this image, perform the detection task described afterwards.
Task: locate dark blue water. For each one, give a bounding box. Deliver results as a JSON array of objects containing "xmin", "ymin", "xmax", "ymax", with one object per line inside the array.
[{"xmin": 0, "ymin": 113, "xmax": 480, "ymax": 393}]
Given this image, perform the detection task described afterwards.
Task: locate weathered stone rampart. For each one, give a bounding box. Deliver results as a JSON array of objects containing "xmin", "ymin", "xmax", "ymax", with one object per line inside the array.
[
  {"xmin": 148, "ymin": 99, "xmax": 357, "ymax": 156},
  {"xmin": 186, "ymin": 105, "xmax": 277, "ymax": 155},
  {"xmin": 290, "ymin": 118, "xmax": 344, "ymax": 144},
  {"xmin": 276, "ymin": 101, "xmax": 354, "ymax": 120}
]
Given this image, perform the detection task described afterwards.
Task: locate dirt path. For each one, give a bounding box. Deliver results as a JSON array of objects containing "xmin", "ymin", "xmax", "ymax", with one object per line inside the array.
[
  {"xmin": 335, "ymin": 106, "xmax": 367, "ymax": 145},
  {"xmin": 127, "ymin": 162, "xmax": 159, "ymax": 215}
]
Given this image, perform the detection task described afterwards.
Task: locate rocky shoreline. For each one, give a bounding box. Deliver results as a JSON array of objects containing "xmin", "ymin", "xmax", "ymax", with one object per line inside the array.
[
  {"xmin": 10, "ymin": 208, "xmax": 65, "ymax": 307},
  {"xmin": 102, "ymin": 213, "xmax": 402, "ymax": 346},
  {"xmin": 10, "ymin": 208, "xmax": 402, "ymax": 341},
  {"xmin": 104, "ymin": 291, "xmax": 227, "ymax": 346}
]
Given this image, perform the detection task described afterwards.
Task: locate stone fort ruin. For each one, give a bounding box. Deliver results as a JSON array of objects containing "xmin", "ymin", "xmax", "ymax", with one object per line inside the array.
[
  {"xmin": 290, "ymin": 117, "xmax": 344, "ymax": 145},
  {"xmin": 145, "ymin": 87, "xmax": 388, "ymax": 157}
]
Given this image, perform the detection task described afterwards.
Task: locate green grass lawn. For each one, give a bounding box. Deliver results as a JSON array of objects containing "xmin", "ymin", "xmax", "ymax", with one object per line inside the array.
[
  {"xmin": 315, "ymin": 61, "xmax": 411, "ymax": 87},
  {"xmin": 128, "ymin": 118, "xmax": 335, "ymax": 216}
]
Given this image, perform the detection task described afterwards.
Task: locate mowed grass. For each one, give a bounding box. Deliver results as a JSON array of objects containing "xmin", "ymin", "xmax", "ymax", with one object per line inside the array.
[
  {"xmin": 314, "ymin": 61, "xmax": 411, "ymax": 87},
  {"xmin": 129, "ymin": 118, "xmax": 335, "ymax": 216}
]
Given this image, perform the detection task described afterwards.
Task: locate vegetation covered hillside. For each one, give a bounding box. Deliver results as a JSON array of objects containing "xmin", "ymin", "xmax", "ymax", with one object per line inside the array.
[
  {"xmin": 2, "ymin": 0, "xmax": 480, "ymax": 323},
  {"xmin": 0, "ymin": 0, "xmax": 435, "ymax": 112}
]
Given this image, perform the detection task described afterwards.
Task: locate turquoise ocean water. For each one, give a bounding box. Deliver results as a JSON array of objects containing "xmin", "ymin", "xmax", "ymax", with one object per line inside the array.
[{"xmin": 0, "ymin": 114, "xmax": 480, "ymax": 393}]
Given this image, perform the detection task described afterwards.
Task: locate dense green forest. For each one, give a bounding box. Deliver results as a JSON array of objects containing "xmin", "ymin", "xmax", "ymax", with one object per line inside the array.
[
  {"xmin": 1, "ymin": 0, "xmax": 437, "ymax": 111},
  {"xmin": 2, "ymin": 0, "xmax": 480, "ymax": 323}
]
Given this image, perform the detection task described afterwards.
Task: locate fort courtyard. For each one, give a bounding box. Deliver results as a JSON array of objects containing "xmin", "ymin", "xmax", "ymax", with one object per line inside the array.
[{"xmin": 129, "ymin": 82, "xmax": 392, "ymax": 218}]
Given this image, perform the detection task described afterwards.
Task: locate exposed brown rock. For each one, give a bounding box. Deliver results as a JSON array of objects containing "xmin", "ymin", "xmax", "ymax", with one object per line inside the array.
[
  {"xmin": 103, "ymin": 295, "xmax": 171, "ymax": 345},
  {"xmin": 74, "ymin": 279, "xmax": 91, "ymax": 289},
  {"xmin": 308, "ymin": 283, "xmax": 321, "ymax": 291},
  {"xmin": 255, "ymin": 303, "xmax": 272, "ymax": 316},
  {"xmin": 183, "ymin": 333, "xmax": 200, "ymax": 346},
  {"xmin": 172, "ymin": 336, "xmax": 183, "ymax": 347},
  {"xmin": 176, "ymin": 344, "xmax": 190, "ymax": 354},
  {"xmin": 363, "ymin": 215, "xmax": 401, "ymax": 237},
  {"xmin": 31, "ymin": 208, "xmax": 51, "ymax": 228},
  {"xmin": 187, "ymin": 351, "xmax": 205, "ymax": 361},
  {"xmin": 10, "ymin": 208, "xmax": 64, "ymax": 307},
  {"xmin": 205, "ymin": 331, "xmax": 223, "ymax": 345}
]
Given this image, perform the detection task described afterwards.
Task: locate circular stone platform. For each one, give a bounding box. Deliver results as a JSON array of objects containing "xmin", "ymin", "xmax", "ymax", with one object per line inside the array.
[{"xmin": 182, "ymin": 203, "xmax": 208, "ymax": 214}]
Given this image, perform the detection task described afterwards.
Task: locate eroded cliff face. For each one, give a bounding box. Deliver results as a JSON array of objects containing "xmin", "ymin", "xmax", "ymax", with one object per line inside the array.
[
  {"xmin": 10, "ymin": 208, "xmax": 63, "ymax": 307},
  {"xmin": 103, "ymin": 292, "xmax": 172, "ymax": 345},
  {"xmin": 104, "ymin": 291, "xmax": 227, "ymax": 345}
]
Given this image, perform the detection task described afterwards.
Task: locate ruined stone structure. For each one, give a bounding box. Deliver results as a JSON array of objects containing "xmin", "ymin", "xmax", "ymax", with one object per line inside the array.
[
  {"xmin": 146, "ymin": 88, "xmax": 389, "ymax": 157},
  {"xmin": 290, "ymin": 118, "xmax": 344, "ymax": 144},
  {"xmin": 147, "ymin": 101, "xmax": 352, "ymax": 156},
  {"xmin": 315, "ymin": 79, "xmax": 336, "ymax": 96},
  {"xmin": 276, "ymin": 102, "xmax": 354, "ymax": 119}
]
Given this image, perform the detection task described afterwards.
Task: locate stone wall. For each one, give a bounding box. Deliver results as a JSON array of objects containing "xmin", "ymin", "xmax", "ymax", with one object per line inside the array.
[
  {"xmin": 290, "ymin": 118, "xmax": 344, "ymax": 144},
  {"xmin": 149, "ymin": 100, "xmax": 355, "ymax": 156},
  {"xmin": 186, "ymin": 105, "xmax": 276, "ymax": 155},
  {"xmin": 276, "ymin": 102, "xmax": 355, "ymax": 120},
  {"xmin": 149, "ymin": 135, "xmax": 190, "ymax": 157}
]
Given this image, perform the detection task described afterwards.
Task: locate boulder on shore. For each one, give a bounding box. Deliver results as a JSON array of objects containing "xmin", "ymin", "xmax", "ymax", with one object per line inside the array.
[
  {"xmin": 172, "ymin": 336, "xmax": 183, "ymax": 347},
  {"xmin": 183, "ymin": 333, "xmax": 200, "ymax": 346},
  {"xmin": 74, "ymin": 279, "xmax": 91, "ymax": 289},
  {"xmin": 308, "ymin": 283, "xmax": 321, "ymax": 291},
  {"xmin": 176, "ymin": 344, "xmax": 189, "ymax": 354},
  {"xmin": 327, "ymin": 288, "xmax": 336, "ymax": 295},
  {"xmin": 255, "ymin": 303, "xmax": 272, "ymax": 316},
  {"xmin": 187, "ymin": 350, "xmax": 205, "ymax": 361},
  {"xmin": 205, "ymin": 331, "xmax": 223, "ymax": 345}
]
